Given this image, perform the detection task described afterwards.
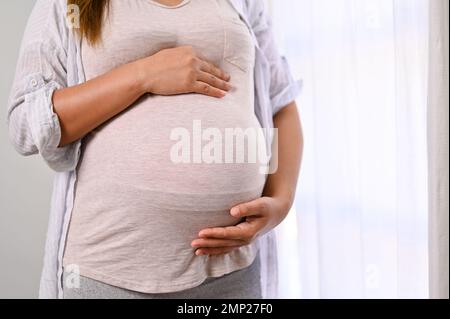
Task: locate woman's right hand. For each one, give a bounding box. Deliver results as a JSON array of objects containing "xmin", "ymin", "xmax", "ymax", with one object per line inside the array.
[
  {"xmin": 53, "ymin": 46, "xmax": 232, "ymax": 147},
  {"xmin": 136, "ymin": 46, "xmax": 232, "ymax": 98}
]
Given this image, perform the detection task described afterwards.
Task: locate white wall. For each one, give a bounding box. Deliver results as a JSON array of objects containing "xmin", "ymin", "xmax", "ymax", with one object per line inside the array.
[{"xmin": 0, "ymin": 1, "xmax": 54, "ymax": 299}]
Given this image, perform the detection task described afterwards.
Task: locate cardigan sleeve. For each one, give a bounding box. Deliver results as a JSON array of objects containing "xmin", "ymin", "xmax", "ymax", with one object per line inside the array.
[
  {"xmin": 7, "ymin": 0, "xmax": 81, "ymax": 172},
  {"xmin": 246, "ymin": 0, "xmax": 303, "ymax": 115}
]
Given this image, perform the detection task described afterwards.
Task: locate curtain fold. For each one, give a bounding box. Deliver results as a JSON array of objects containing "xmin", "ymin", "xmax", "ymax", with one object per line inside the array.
[
  {"xmin": 271, "ymin": 0, "xmax": 430, "ymax": 298},
  {"xmin": 427, "ymin": 0, "xmax": 449, "ymax": 300}
]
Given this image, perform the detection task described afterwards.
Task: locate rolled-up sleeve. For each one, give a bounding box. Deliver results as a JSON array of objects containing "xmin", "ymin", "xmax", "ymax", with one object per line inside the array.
[
  {"xmin": 7, "ymin": 0, "xmax": 80, "ymax": 172},
  {"xmin": 246, "ymin": 0, "xmax": 303, "ymax": 115}
]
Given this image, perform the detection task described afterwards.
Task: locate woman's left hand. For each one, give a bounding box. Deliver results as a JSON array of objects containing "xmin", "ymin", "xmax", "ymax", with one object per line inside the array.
[
  {"xmin": 192, "ymin": 101, "xmax": 303, "ymax": 256},
  {"xmin": 191, "ymin": 196, "xmax": 290, "ymax": 256}
]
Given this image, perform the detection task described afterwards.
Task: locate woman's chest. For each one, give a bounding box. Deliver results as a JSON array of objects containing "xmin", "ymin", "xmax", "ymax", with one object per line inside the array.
[{"xmin": 82, "ymin": 0, "xmax": 254, "ymax": 80}]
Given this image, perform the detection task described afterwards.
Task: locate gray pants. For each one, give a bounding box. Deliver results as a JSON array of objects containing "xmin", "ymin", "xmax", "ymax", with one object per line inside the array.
[{"xmin": 63, "ymin": 256, "xmax": 261, "ymax": 299}]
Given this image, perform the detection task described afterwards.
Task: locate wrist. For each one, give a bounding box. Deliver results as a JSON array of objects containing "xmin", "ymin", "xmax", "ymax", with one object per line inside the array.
[
  {"xmin": 130, "ymin": 58, "xmax": 154, "ymax": 94},
  {"xmin": 274, "ymin": 195, "xmax": 293, "ymax": 215}
]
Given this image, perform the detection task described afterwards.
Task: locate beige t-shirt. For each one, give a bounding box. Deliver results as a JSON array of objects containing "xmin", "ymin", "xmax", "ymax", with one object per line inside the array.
[{"xmin": 63, "ymin": 0, "xmax": 267, "ymax": 293}]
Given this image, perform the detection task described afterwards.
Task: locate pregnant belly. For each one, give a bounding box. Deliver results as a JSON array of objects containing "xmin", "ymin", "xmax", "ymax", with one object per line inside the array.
[
  {"xmin": 77, "ymin": 93, "xmax": 267, "ymax": 194},
  {"xmin": 67, "ymin": 93, "xmax": 267, "ymax": 266},
  {"xmin": 66, "ymin": 179, "xmax": 263, "ymax": 271}
]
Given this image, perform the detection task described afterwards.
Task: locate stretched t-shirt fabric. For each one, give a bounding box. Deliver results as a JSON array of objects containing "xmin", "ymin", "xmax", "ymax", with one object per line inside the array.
[{"xmin": 63, "ymin": 0, "xmax": 268, "ymax": 293}]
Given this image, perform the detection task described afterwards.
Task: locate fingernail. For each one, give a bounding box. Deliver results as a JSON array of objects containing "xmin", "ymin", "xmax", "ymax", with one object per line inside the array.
[
  {"xmin": 196, "ymin": 250, "xmax": 203, "ymax": 256},
  {"xmin": 231, "ymin": 207, "xmax": 240, "ymax": 217}
]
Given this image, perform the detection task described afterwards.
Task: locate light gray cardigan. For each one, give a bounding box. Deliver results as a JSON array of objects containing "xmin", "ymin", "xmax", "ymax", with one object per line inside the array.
[{"xmin": 7, "ymin": 0, "xmax": 302, "ymax": 299}]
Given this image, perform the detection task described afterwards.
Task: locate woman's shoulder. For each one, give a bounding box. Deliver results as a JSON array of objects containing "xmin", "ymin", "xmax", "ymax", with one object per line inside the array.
[
  {"xmin": 29, "ymin": 0, "xmax": 67, "ymax": 22},
  {"xmin": 226, "ymin": 0, "xmax": 264, "ymax": 19},
  {"xmin": 22, "ymin": 0, "xmax": 69, "ymax": 47},
  {"xmin": 243, "ymin": 0, "xmax": 266, "ymax": 16},
  {"xmin": 235, "ymin": 0, "xmax": 267, "ymax": 29}
]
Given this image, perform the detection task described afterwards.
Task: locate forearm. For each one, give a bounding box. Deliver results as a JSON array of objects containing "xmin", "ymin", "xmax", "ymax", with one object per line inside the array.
[
  {"xmin": 263, "ymin": 101, "xmax": 303, "ymax": 212},
  {"xmin": 53, "ymin": 45, "xmax": 231, "ymax": 147},
  {"xmin": 53, "ymin": 60, "xmax": 146, "ymax": 147}
]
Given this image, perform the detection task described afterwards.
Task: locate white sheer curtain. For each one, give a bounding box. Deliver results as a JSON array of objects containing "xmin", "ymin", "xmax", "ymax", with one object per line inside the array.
[{"xmin": 270, "ymin": 0, "xmax": 430, "ymax": 298}]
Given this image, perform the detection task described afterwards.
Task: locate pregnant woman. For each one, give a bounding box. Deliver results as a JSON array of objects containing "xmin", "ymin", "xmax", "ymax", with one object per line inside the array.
[{"xmin": 8, "ymin": 0, "xmax": 303, "ymax": 299}]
